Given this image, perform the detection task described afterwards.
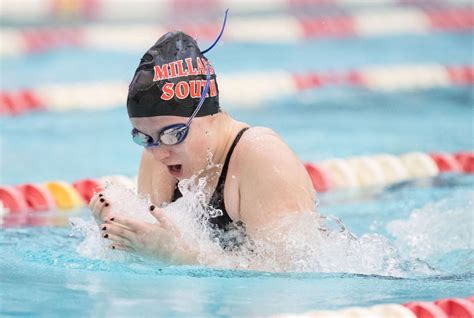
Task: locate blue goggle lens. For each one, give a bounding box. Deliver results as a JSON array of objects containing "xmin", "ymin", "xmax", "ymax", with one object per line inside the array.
[{"xmin": 132, "ymin": 129, "xmax": 153, "ymax": 147}]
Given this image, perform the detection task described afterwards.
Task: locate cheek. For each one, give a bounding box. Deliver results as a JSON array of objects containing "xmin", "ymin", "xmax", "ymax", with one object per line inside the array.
[
  {"xmin": 186, "ymin": 140, "xmax": 210, "ymax": 163},
  {"xmin": 181, "ymin": 132, "xmax": 212, "ymax": 171}
]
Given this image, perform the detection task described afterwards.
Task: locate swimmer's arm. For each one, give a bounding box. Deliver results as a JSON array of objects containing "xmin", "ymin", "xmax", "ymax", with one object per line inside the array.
[
  {"xmin": 137, "ymin": 150, "xmax": 177, "ymax": 206},
  {"xmin": 237, "ymin": 134, "xmax": 315, "ymax": 237}
]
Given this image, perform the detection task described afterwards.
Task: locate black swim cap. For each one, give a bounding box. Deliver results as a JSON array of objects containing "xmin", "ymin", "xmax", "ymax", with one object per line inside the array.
[{"xmin": 127, "ymin": 31, "xmax": 220, "ymax": 118}]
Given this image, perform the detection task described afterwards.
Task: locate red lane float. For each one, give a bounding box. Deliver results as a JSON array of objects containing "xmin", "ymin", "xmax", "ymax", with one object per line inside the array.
[
  {"xmin": 17, "ymin": 184, "xmax": 56, "ymax": 212},
  {"xmin": 447, "ymin": 66, "xmax": 474, "ymax": 84},
  {"xmin": 429, "ymin": 153, "xmax": 462, "ymax": 172},
  {"xmin": 404, "ymin": 301, "xmax": 449, "ymax": 318},
  {"xmin": 435, "ymin": 298, "xmax": 474, "ymax": 318},
  {"xmin": 72, "ymin": 178, "xmax": 102, "ymax": 202},
  {"xmin": 21, "ymin": 28, "xmax": 84, "ymax": 53},
  {"xmin": 274, "ymin": 296, "xmax": 474, "ymax": 318},
  {"xmin": 426, "ymin": 8, "xmax": 474, "ymax": 31},
  {"xmin": 0, "ymin": 186, "xmax": 29, "ymax": 213},
  {"xmin": 454, "ymin": 152, "xmax": 474, "ymax": 173},
  {"xmin": 0, "ymin": 90, "xmax": 43, "ymax": 115},
  {"xmin": 304, "ymin": 163, "xmax": 330, "ymax": 192}
]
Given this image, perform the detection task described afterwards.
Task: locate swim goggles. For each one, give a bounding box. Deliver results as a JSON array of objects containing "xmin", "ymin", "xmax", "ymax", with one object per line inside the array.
[
  {"xmin": 131, "ymin": 65, "xmax": 211, "ymax": 147},
  {"xmin": 131, "ymin": 9, "xmax": 228, "ymax": 148}
]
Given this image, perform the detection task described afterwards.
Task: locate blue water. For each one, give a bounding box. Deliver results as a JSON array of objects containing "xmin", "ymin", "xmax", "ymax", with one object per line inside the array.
[{"xmin": 1, "ymin": 21, "xmax": 474, "ymax": 318}]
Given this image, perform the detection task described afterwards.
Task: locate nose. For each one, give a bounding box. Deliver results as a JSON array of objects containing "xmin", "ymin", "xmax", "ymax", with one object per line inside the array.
[{"xmin": 146, "ymin": 146, "xmax": 171, "ymax": 162}]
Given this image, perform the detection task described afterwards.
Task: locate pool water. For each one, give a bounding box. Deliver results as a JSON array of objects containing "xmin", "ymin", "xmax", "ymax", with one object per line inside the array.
[{"xmin": 1, "ymin": 23, "xmax": 473, "ymax": 318}]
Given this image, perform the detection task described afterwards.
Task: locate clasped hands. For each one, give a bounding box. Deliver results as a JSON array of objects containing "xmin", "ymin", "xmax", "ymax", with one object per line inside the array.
[{"xmin": 88, "ymin": 192, "xmax": 195, "ymax": 263}]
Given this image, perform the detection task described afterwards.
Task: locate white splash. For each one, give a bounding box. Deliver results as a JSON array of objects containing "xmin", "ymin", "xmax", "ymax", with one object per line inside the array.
[
  {"xmin": 69, "ymin": 183, "xmax": 383, "ymax": 276},
  {"xmin": 70, "ymin": 216, "xmax": 133, "ymax": 262},
  {"xmin": 387, "ymin": 191, "xmax": 474, "ymax": 260},
  {"xmin": 71, "ymin": 176, "xmax": 472, "ymax": 277},
  {"xmin": 70, "ymin": 184, "xmax": 153, "ymax": 261}
]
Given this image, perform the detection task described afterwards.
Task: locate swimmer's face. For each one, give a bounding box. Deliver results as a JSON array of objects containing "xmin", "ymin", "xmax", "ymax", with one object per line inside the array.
[{"xmin": 130, "ymin": 116, "xmax": 212, "ymax": 180}]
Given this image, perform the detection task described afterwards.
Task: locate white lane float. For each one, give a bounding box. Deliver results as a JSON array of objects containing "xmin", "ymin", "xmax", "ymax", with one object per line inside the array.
[
  {"xmin": 319, "ymin": 159, "xmax": 359, "ymax": 189},
  {"xmin": 346, "ymin": 156, "xmax": 386, "ymax": 187},
  {"xmin": 399, "ymin": 152, "xmax": 439, "ymax": 179},
  {"xmin": 371, "ymin": 154, "xmax": 410, "ymax": 184}
]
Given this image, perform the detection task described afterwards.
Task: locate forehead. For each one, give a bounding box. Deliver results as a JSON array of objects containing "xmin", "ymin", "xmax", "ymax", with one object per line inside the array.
[{"xmin": 130, "ymin": 116, "xmax": 187, "ymax": 133}]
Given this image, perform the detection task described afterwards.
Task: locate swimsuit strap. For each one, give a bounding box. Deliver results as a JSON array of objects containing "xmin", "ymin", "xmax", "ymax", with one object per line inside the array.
[
  {"xmin": 216, "ymin": 127, "xmax": 250, "ymax": 190},
  {"xmin": 171, "ymin": 127, "xmax": 250, "ymax": 211},
  {"xmin": 206, "ymin": 126, "xmax": 249, "ymax": 229}
]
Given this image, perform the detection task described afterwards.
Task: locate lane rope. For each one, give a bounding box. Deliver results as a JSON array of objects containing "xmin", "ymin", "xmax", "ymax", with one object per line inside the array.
[
  {"xmin": 1, "ymin": 7, "xmax": 472, "ymax": 57},
  {"xmin": 1, "ymin": 151, "xmax": 472, "ymax": 214},
  {"xmin": 273, "ymin": 296, "xmax": 474, "ymax": 318},
  {"xmin": 1, "ymin": 64, "xmax": 472, "ymax": 116}
]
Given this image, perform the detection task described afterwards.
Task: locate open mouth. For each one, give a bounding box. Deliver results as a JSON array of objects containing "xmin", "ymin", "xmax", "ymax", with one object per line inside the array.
[{"xmin": 167, "ymin": 164, "xmax": 183, "ymax": 176}]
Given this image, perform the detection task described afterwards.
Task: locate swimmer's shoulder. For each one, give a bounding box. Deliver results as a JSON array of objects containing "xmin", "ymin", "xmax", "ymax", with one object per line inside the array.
[
  {"xmin": 235, "ymin": 126, "xmax": 300, "ymax": 169},
  {"xmin": 239, "ymin": 126, "xmax": 290, "ymax": 155},
  {"xmin": 236, "ymin": 126, "xmax": 314, "ymax": 193},
  {"xmin": 234, "ymin": 127, "xmax": 315, "ymax": 222}
]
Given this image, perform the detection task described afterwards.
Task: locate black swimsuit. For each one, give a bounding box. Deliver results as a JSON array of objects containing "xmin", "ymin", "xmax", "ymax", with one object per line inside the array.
[{"xmin": 171, "ymin": 127, "xmax": 250, "ymax": 248}]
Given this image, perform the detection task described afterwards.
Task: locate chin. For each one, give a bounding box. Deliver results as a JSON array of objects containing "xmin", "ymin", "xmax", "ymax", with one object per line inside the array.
[{"xmin": 179, "ymin": 169, "xmax": 193, "ymax": 180}]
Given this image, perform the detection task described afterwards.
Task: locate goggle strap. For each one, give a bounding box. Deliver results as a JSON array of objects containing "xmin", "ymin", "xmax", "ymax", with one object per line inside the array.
[
  {"xmin": 201, "ymin": 9, "xmax": 229, "ymax": 54},
  {"xmin": 185, "ymin": 64, "xmax": 211, "ymax": 128},
  {"xmin": 184, "ymin": 8, "xmax": 228, "ymax": 127}
]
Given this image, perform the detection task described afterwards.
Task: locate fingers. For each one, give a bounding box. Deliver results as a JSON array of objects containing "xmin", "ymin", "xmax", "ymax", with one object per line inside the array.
[
  {"xmin": 94, "ymin": 200, "xmax": 109, "ymax": 222},
  {"xmin": 109, "ymin": 243, "xmax": 132, "ymax": 252},
  {"xmin": 101, "ymin": 223, "xmax": 135, "ymax": 240},
  {"xmin": 88, "ymin": 193, "xmax": 99, "ymax": 209},
  {"xmin": 149, "ymin": 205, "xmax": 171, "ymax": 229},
  {"xmin": 89, "ymin": 193, "xmax": 102, "ymax": 218},
  {"xmin": 102, "ymin": 232, "xmax": 131, "ymax": 247},
  {"xmin": 101, "ymin": 221, "xmax": 136, "ymax": 250},
  {"xmin": 90, "ymin": 193, "xmax": 111, "ymax": 222},
  {"xmin": 106, "ymin": 215, "xmax": 147, "ymax": 233}
]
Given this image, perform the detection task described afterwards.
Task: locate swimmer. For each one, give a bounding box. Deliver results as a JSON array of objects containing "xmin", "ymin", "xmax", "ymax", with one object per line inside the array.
[{"xmin": 89, "ymin": 12, "xmax": 315, "ymax": 263}]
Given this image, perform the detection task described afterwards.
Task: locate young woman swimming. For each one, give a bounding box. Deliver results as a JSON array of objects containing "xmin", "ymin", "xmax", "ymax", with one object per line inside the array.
[{"xmin": 89, "ymin": 14, "xmax": 315, "ymax": 263}]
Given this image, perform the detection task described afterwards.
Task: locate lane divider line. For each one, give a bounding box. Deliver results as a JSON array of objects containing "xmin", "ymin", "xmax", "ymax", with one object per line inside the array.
[
  {"xmin": 1, "ymin": 7, "xmax": 472, "ymax": 57},
  {"xmin": 1, "ymin": 64, "xmax": 472, "ymax": 116},
  {"xmin": 1, "ymin": 151, "xmax": 472, "ymax": 215},
  {"xmin": 273, "ymin": 296, "xmax": 474, "ymax": 318}
]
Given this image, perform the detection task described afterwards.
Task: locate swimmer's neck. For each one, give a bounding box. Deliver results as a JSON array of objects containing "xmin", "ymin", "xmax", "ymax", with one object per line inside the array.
[{"xmin": 207, "ymin": 113, "xmax": 245, "ymax": 172}]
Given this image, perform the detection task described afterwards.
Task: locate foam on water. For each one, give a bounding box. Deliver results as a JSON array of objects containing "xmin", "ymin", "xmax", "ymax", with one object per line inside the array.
[
  {"xmin": 387, "ymin": 190, "xmax": 474, "ymax": 261},
  {"xmin": 70, "ymin": 177, "xmax": 473, "ymax": 277}
]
